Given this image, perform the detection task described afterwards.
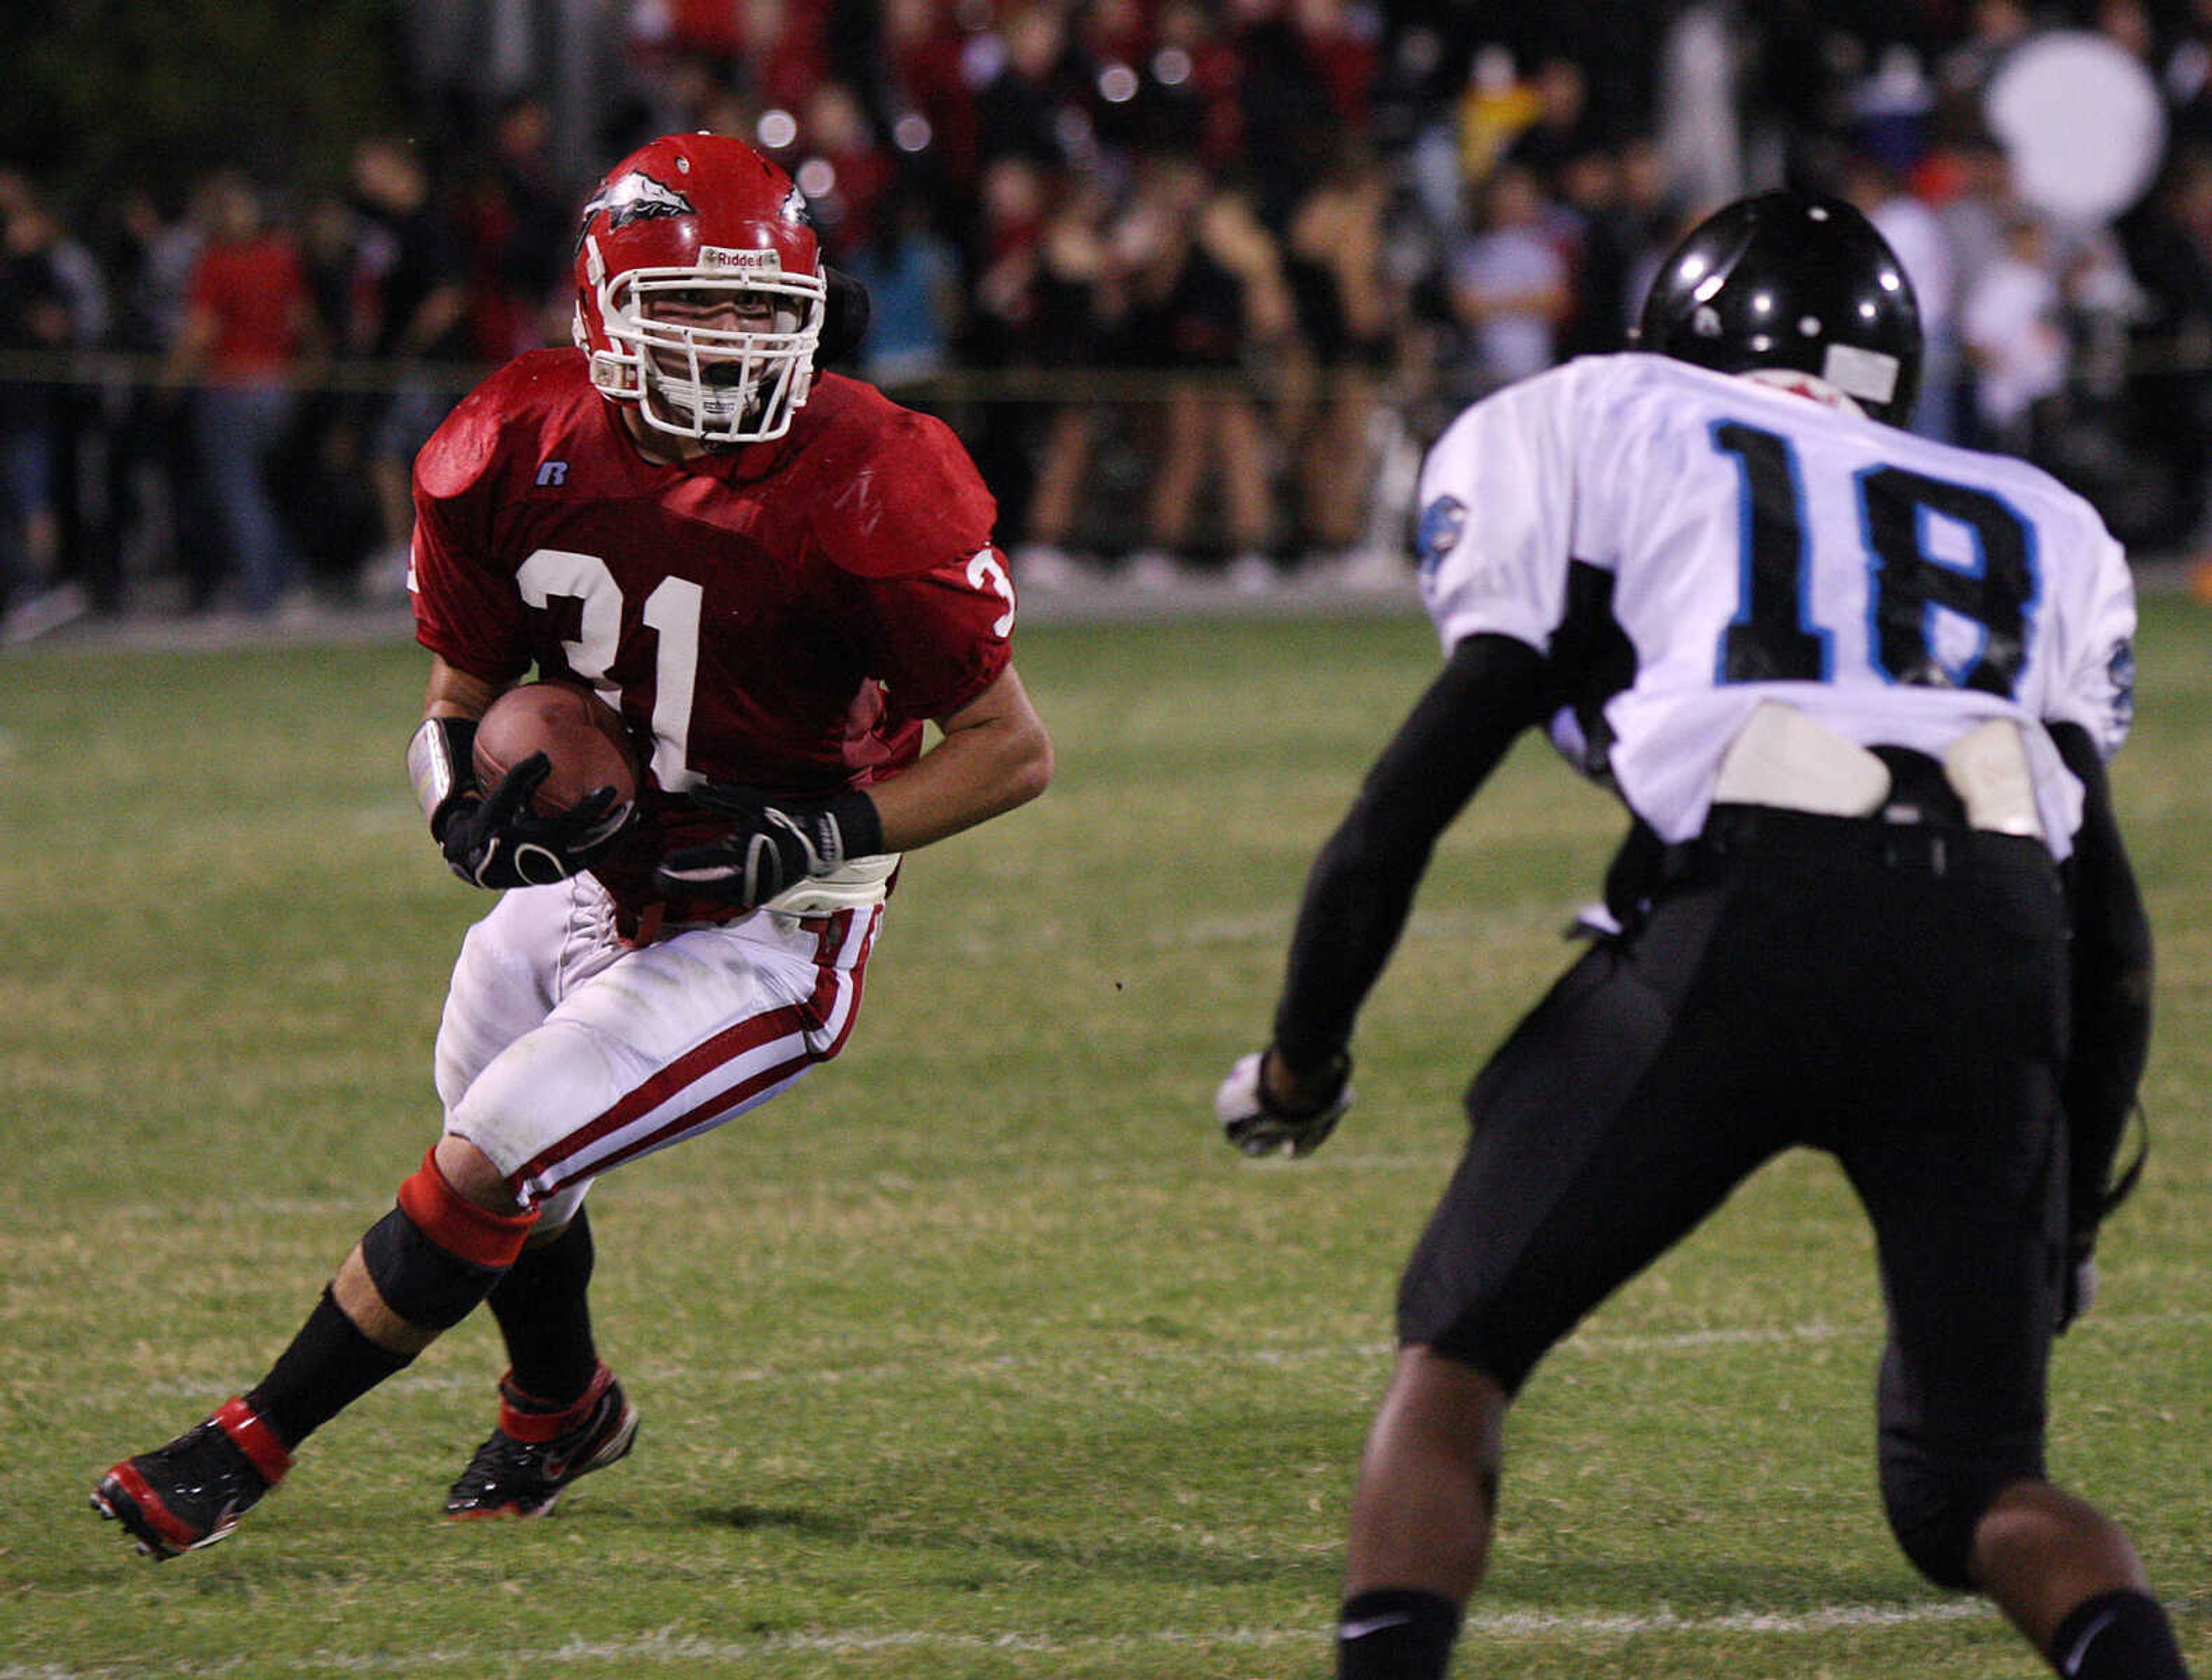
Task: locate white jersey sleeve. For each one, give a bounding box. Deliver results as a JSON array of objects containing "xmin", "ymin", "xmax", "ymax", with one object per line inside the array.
[
  {"xmin": 1416, "ymin": 358, "xmax": 1597, "ymax": 654},
  {"xmin": 1412, "ymin": 353, "xmax": 2139, "ymax": 856}
]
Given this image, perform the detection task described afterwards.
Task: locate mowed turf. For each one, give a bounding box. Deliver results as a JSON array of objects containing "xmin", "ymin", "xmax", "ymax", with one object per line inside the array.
[{"xmin": 1, "ymin": 601, "xmax": 2206, "ymax": 1679}]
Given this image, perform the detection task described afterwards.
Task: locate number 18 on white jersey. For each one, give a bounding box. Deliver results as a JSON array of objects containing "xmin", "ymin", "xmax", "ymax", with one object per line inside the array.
[{"xmin": 1414, "ymin": 353, "xmax": 2137, "ymax": 856}]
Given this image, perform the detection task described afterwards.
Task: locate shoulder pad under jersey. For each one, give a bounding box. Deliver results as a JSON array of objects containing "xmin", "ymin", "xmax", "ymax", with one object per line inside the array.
[
  {"xmin": 797, "ymin": 376, "xmax": 999, "ymax": 579},
  {"xmin": 415, "ymin": 350, "xmax": 593, "ymax": 504}
]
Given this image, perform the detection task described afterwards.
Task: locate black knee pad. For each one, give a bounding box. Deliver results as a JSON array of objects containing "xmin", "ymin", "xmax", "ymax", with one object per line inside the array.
[
  {"xmin": 358, "ymin": 1147, "xmax": 537, "ymax": 1333},
  {"xmin": 1878, "ymin": 1444, "xmax": 2007, "ymax": 1590},
  {"xmin": 359, "ymin": 1204, "xmax": 509, "ymax": 1332}
]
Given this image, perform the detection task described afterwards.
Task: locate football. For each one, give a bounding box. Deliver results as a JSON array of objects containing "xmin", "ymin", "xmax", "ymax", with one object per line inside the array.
[{"xmin": 472, "ymin": 679, "xmax": 642, "ymax": 825}]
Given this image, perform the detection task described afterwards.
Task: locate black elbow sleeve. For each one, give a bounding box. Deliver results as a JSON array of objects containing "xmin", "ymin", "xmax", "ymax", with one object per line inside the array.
[{"xmin": 1270, "ymin": 634, "xmax": 1547, "ymax": 1068}]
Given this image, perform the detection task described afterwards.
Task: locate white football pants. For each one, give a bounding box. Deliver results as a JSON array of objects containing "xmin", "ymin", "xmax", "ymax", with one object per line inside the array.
[{"xmin": 433, "ymin": 875, "xmax": 881, "ymax": 1223}]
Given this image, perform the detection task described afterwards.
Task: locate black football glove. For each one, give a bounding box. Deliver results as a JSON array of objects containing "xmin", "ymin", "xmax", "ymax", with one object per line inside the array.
[
  {"xmin": 1216, "ymin": 1047, "xmax": 1353, "ymax": 1158},
  {"xmin": 440, "ymin": 753, "xmax": 628, "ymax": 890},
  {"xmin": 654, "ymin": 784, "xmax": 884, "ymax": 909}
]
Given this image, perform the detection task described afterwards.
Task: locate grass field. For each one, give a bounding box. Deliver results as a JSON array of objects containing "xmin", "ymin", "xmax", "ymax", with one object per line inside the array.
[{"xmin": 2, "ymin": 600, "xmax": 2207, "ymax": 1679}]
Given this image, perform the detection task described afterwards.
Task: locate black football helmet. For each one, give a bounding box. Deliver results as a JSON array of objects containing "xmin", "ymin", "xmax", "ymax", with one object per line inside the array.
[{"xmin": 1633, "ymin": 190, "xmax": 1922, "ymax": 425}]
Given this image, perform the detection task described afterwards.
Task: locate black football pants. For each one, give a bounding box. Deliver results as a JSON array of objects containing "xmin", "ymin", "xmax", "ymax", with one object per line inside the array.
[{"xmin": 1398, "ymin": 809, "xmax": 2071, "ymax": 1529}]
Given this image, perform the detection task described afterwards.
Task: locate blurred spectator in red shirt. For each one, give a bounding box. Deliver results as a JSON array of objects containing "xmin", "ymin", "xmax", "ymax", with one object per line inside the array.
[
  {"xmin": 1081, "ymin": 0, "xmax": 1154, "ymax": 69},
  {"xmin": 650, "ymin": 0, "xmax": 827, "ymax": 108},
  {"xmin": 732, "ymin": 0, "xmax": 831, "ymax": 113},
  {"xmin": 1287, "ymin": 0, "xmax": 1378, "ymax": 132},
  {"xmin": 166, "ymin": 172, "xmax": 319, "ymax": 615}
]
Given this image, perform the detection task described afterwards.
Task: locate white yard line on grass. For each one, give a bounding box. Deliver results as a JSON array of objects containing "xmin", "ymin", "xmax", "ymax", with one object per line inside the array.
[{"xmin": 0, "ymin": 1602, "xmax": 1998, "ymax": 1679}]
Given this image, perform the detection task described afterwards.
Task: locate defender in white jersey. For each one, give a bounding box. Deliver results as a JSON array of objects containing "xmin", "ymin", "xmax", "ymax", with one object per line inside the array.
[{"xmin": 1216, "ymin": 192, "xmax": 2185, "ymax": 1680}]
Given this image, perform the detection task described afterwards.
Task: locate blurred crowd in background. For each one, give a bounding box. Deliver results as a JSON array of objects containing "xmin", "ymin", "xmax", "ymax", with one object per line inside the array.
[{"xmin": 10, "ymin": 0, "xmax": 2212, "ymax": 638}]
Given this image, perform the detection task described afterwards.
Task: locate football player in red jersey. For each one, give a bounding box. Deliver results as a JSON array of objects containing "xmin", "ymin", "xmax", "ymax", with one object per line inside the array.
[{"xmin": 92, "ymin": 133, "xmax": 1053, "ymax": 1557}]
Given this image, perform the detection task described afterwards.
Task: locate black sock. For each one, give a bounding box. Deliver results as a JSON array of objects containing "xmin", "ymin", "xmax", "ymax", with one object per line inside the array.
[
  {"xmin": 2047, "ymin": 1588, "xmax": 2191, "ymax": 1679},
  {"xmin": 1338, "ymin": 1588, "xmax": 1463, "ymax": 1680},
  {"xmin": 246, "ymin": 1287, "xmax": 414, "ymax": 1450},
  {"xmin": 486, "ymin": 1208, "xmax": 600, "ymax": 1405}
]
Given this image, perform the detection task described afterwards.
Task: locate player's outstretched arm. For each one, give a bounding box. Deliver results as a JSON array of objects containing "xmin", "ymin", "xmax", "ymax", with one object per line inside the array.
[
  {"xmin": 1219, "ymin": 633, "xmax": 1548, "ymax": 1159},
  {"xmin": 1273, "ymin": 633, "xmax": 1547, "ymax": 1065}
]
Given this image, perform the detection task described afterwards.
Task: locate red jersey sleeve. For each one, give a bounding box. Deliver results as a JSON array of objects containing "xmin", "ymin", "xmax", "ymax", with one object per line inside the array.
[
  {"xmin": 849, "ymin": 553, "xmax": 1016, "ymax": 725},
  {"xmin": 811, "ymin": 398, "xmax": 1017, "ymax": 723},
  {"xmin": 407, "ymin": 377, "xmax": 534, "ymax": 685}
]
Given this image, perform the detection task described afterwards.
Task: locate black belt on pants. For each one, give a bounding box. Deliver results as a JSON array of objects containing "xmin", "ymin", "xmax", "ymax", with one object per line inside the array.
[
  {"xmin": 1594, "ymin": 747, "xmax": 2051, "ymax": 935},
  {"xmin": 1679, "ymin": 746, "xmax": 2051, "ymax": 879}
]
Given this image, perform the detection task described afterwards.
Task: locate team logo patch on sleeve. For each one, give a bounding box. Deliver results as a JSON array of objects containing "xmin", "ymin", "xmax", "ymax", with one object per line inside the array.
[
  {"xmin": 2108, "ymin": 638, "xmax": 2137, "ymax": 728},
  {"xmin": 1416, "ymin": 496, "xmax": 1467, "ymax": 577}
]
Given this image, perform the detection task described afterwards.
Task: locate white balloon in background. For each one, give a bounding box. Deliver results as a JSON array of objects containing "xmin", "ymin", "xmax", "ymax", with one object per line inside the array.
[{"xmin": 1985, "ymin": 32, "xmax": 2167, "ymax": 228}]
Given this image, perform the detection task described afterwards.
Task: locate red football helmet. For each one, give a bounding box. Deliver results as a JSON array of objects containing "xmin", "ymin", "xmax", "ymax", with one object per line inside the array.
[{"xmin": 572, "ymin": 133, "xmax": 828, "ymax": 445}]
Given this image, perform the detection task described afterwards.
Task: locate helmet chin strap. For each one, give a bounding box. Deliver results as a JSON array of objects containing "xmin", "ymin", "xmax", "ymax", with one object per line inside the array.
[
  {"xmin": 636, "ymin": 339, "xmax": 771, "ymax": 436},
  {"xmin": 645, "ymin": 371, "xmax": 752, "ymax": 433},
  {"xmin": 682, "ymin": 364, "xmax": 757, "ymax": 419},
  {"xmin": 612, "ymin": 397, "xmax": 699, "ymax": 464}
]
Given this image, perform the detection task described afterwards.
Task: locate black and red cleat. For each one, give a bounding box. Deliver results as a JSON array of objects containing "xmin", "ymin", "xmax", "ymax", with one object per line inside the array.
[
  {"xmin": 92, "ymin": 1397, "xmax": 293, "ymax": 1560},
  {"xmin": 442, "ymin": 1361, "xmax": 638, "ymax": 1519}
]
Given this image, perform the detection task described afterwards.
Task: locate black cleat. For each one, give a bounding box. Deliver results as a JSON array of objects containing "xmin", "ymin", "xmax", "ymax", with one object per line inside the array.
[
  {"xmin": 443, "ymin": 1362, "xmax": 638, "ymax": 1519},
  {"xmin": 92, "ymin": 1398, "xmax": 293, "ymax": 1560}
]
